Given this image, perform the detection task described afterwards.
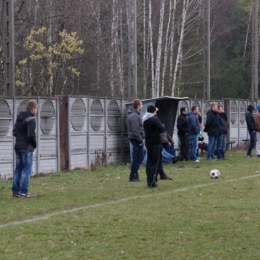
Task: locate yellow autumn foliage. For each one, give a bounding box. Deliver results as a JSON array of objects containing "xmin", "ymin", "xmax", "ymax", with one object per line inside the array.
[{"xmin": 16, "ymin": 27, "xmax": 84, "ymax": 87}]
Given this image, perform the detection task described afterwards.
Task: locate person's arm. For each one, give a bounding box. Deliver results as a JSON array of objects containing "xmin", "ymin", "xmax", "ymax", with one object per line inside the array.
[
  {"xmin": 154, "ymin": 117, "xmax": 165, "ymax": 133},
  {"xmin": 28, "ymin": 120, "xmax": 37, "ymax": 149},
  {"xmin": 246, "ymin": 113, "xmax": 254, "ymax": 132},
  {"xmin": 166, "ymin": 132, "xmax": 174, "ymax": 144},
  {"xmin": 130, "ymin": 115, "xmax": 143, "ymax": 143},
  {"xmin": 204, "ymin": 114, "xmax": 212, "ymax": 132}
]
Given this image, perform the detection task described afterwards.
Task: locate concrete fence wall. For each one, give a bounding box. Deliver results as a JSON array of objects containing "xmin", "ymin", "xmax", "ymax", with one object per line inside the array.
[{"xmin": 0, "ymin": 97, "xmax": 256, "ymax": 179}]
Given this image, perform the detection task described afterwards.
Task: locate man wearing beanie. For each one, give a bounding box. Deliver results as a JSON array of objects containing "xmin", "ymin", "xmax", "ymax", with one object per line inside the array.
[
  {"xmin": 254, "ymin": 104, "xmax": 260, "ymax": 157},
  {"xmin": 245, "ymin": 104, "xmax": 257, "ymax": 158},
  {"xmin": 143, "ymin": 105, "xmax": 165, "ymax": 188}
]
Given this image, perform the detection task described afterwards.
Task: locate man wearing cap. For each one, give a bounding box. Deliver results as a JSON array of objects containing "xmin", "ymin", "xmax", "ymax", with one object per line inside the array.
[
  {"xmin": 127, "ymin": 99, "xmax": 145, "ymax": 182},
  {"xmin": 245, "ymin": 104, "xmax": 257, "ymax": 158},
  {"xmin": 143, "ymin": 105, "xmax": 165, "ymax": 188}
]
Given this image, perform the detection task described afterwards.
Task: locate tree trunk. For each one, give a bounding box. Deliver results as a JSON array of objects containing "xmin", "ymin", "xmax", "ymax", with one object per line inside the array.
[
  {"xmin": 110, "ymin": 0, "xmax": 116, "ymax": 96},
  {"xmin": 161, "ymin": 0, "xmax": 173, "ymax": 96},
  {"xmin": 154, "ymin": 0, "xmax": 165, "ymax": 97},
  {"xmin": 171, "ymin": 0, "xmax": 188, "ymax": 96},
  {"xmin": 169, "ymin": 0, "xmax": 177, "ymax": 91},
  {"xmin": 149, "ymin": 0, "xmax": 155, "ymax": 97},
  {"xmin": 143, "ymin": 0, "xmax": 147, "ymax": 98}
]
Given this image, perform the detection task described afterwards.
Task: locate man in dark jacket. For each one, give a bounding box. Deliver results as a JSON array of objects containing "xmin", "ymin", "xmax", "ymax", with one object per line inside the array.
[
  {"xmin": 177, "ymin": 107, "xmax": 189, "ymax": 161},
  {"xmin": 216, "ymin": 106, "xmax": 227, "ymax": 159},
  {"xmin": 204, "ymin": 103, "xmax": 222, "ymax": 161},
  {"xmin": 188, "ymin": 106, "xmax": 200, "ymax": 162},
  {"xmin": 143, "ymin": 105, "xmax": 165, "ymax": 188},
  {"xmin": 245, "ymin": 104, "xmax": 257, "ymax": 158},
  {"xmin": 12, "ymin": 100, "xmax": 38, "ymax": 198},
  {"xmin": 127, "ymin": 99, "xmax": 145, "ymax": 182}
]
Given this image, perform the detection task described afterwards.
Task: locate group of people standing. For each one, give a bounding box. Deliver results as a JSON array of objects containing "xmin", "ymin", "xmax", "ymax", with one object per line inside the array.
[
  {"xmin": 245, "ymin": 104, "xmax": 260, "ymax": 158},
  {"xmin": 127, "ymin": 99, "xmax": 173, "ymax": 188},
  {"xmin": 177, "ymin": 102, "xmax": 227, "ymax": 162},
  {"xmin": 126, "ymin": 99, "xmax": 230, "ymax": 188}
]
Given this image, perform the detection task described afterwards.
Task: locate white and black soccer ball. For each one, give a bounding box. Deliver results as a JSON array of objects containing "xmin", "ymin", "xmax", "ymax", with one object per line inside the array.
[{"xmin": 210, "ymin": 169, "xmax": 220, "ymax": 179}]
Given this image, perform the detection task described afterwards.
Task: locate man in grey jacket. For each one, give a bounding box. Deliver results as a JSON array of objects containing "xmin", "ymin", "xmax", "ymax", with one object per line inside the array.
[{"xmin": 127, "ymin": 99, "xmax": 144, "ymax": 182}]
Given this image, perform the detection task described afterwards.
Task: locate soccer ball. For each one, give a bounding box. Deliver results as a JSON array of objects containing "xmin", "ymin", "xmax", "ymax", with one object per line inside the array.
[{"xmin": 210, "ymin": 169, "xmax": 220, "ymax": 179}]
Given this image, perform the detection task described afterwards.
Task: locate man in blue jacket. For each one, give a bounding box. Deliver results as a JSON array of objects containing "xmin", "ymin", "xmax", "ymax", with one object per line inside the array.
[{"xmin": 188, "ymin": 106, "xmax": 200, "ymax": 162}]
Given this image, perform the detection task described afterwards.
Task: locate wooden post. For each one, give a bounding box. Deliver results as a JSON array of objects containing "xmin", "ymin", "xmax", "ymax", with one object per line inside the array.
[
  {"xmin": 252, "ymin": 0, "xmax": 259, "ymax": 100},
  {"xmin": 203, "ymin": 0, "xmax": 210, "ymax": 101},
  {"xmin": 2, "ymin": 0, "xmax": 15, "ymax": 97}
]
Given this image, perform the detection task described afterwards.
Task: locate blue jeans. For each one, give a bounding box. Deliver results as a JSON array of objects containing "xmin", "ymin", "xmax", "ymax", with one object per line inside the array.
[
  {"xmin": 12, "ymin": 150, "xmax": 33, "ymax": 195},
  {"xmin": 207, "ymin": 136, "xmax": 217, "ymax": 159},
  {"xmin": 129, "ymin": 139, "xmax": 144, "ymax": 179},
  {"xmin": 162, "ymin": 143, "xmax": 175, "ymax": 156},
  {"xmin": 247, "ymin": 131, "xmax": 256, "ymax": 156},
  {"xmin": 189, "ymin": 135, "xmax": 198, "ymax": 161}
]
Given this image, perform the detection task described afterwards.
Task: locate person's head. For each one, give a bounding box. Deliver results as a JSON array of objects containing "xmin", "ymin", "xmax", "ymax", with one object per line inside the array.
[
  {"xmin": 132, "ymin": 99, "xmax": 143, "ymax": 112},
  {"xmin": 247, "ymin": 104, "xmax": 255, "ymax": 112},
  {"xmin": 191, "ymin": 106, "xmax": 199, "ymax": 115},
  {"xmin": 180, "ymin": 107, "xmax": 188, "ymax": 115},
  {"xmin": 218, "ymin": 105, "xmax": 224, "ymax": 114},
  {"xmin": 147, "ymin": 105, "xmax": 159, "ymax": 115},
  {"xmin": 211, "ymin": 102, "xmax": 218, "ymax": 112},
  {"xmin": 26, "ymin": 100, "xmax": 38, "ymax": 115}
]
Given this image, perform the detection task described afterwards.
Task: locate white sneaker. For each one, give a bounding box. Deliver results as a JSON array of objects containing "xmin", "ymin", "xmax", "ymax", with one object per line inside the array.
[{"xmin": 195, "ymin": 160, "xmax": 200, "ymax": 162}]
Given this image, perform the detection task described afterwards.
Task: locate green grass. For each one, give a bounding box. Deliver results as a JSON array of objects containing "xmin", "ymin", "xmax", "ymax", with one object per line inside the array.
[{"xmin": 1, "ymin": 150, "xmax": 260, "ymax": 259}]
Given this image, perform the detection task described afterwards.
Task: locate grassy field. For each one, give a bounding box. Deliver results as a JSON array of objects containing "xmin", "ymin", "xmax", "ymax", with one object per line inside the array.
[{"xmin": 1, "ymin": 150, "xmax": 260, "ymax": 259}]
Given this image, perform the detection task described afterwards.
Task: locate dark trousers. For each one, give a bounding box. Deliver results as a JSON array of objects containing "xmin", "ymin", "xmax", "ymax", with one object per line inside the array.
[
  {"xmin": 178, "ymin": 134, "xmax": 189, "ymax": 160},
  {"xmin": 146, "ymin": 144, "xmax": 162, "ymax": 187},
  {"xmin": 247, "ymin": 131, "xmax": 256, "ymax": 156},
  {"xmin": 129, "ymin": 139, "xmax": 144, "ymax": 180}
]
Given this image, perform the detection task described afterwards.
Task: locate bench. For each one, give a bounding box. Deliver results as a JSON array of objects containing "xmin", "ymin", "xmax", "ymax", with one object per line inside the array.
[
  {"xmin": 226, "ymin": 141, "xmax": 236, "ymax": 150},
  {"xmin": 241, "ymin": 139, "xmax": 250, "ymax": 145}
]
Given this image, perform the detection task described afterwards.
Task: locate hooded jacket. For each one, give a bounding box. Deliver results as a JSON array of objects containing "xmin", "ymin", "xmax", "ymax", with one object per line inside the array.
[
  {"xmin": 245, "ymin": 105, "xmax": 257, "ymax": 132},
  {"xmin": 143, "ymin": 112, "xmax": 165, "ymax": 147},
  {"xmin": 127, "ymin": 107, "xmax": 144, "ymax": 143},
  {"xmin": 204, "ymin": 109, "xmax": 221, "ymax": 136},
  {"xmin": 14, "ymin": 111, "xmax": 37, "ymax": 151}
]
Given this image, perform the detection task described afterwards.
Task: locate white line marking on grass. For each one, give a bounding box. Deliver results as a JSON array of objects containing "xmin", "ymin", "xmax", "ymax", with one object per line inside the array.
[{"xmin": 1, "ymin": 173, "xmax": 260, "ymax": 229}]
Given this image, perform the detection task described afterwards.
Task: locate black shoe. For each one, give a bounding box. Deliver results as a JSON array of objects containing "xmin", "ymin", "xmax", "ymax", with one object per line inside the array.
[
  {"xmin": 129, "ymin": 178, "xmax": 140, "ymax": 182},
  {"xmin": 148, "ymin": 183, "xmax": 159, "ymax": 188},
  {"xmin": 172, "ymin": 156, "xmax": 179, "ymax": 164},
  {"xmin": 160, "ymin": 175, "xmax": 172, "ymax": 180}
]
